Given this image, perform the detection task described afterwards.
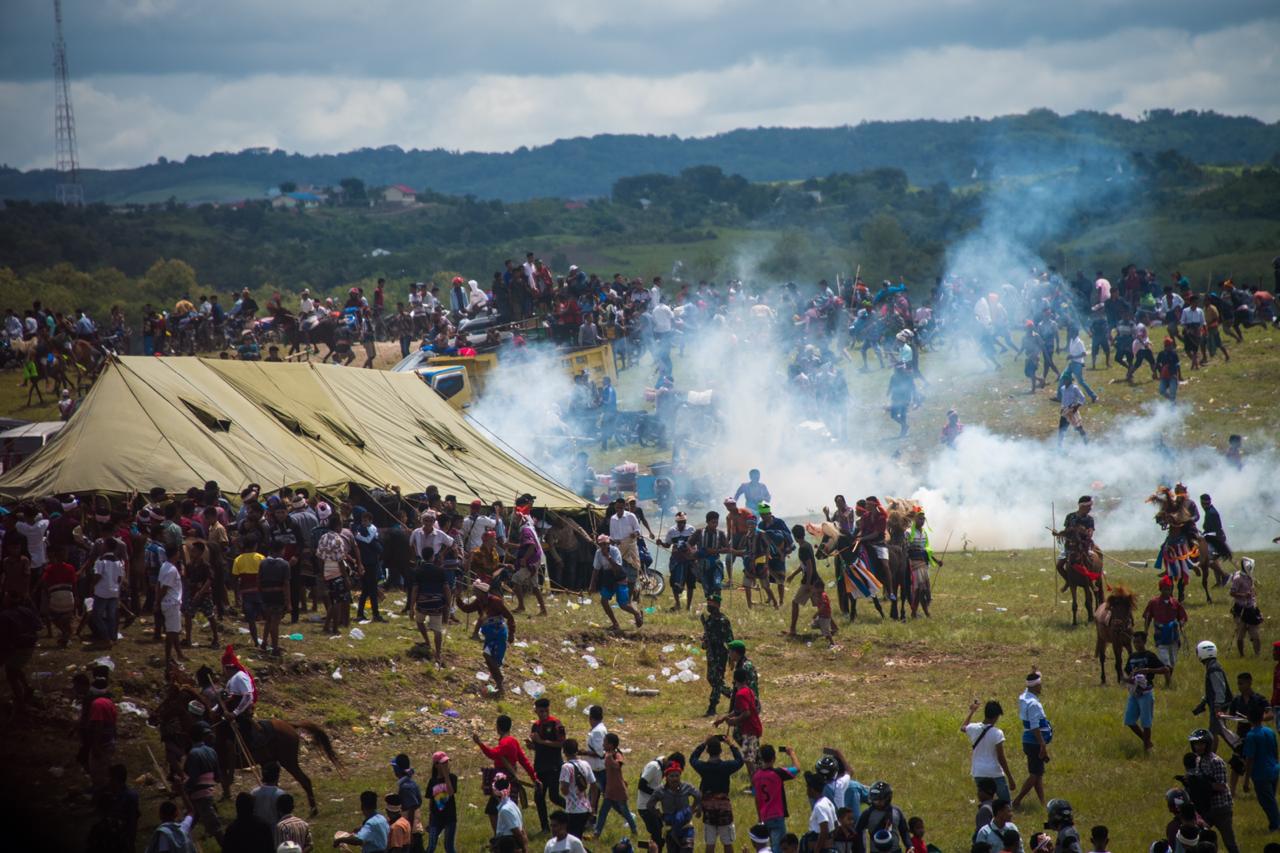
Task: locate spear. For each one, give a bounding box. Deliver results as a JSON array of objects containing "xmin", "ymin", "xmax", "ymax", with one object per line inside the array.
[{"xmin": 930, "ymin": 528, "xmax": 955, "ymax": 591}]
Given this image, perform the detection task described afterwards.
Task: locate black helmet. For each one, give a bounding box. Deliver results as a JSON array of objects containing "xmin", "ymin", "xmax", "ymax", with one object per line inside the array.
[
  {"xmin": 191, "ymin": 721, "xmax": 212, "ymax": 740},
  {"xmin": 1045, "ymin": 798, "xmax": 1073, "ymax": 827},
  {"xmin": 815, "ymin": 755, "xmax": 839, "ymax": 780},
  {"xmin": 1188, "ymin": 729, "xmax": 1213, "ymax": 747},
  {"xmin": 868, "ymin": 780, "xmax": 892, "ymax": 803}
]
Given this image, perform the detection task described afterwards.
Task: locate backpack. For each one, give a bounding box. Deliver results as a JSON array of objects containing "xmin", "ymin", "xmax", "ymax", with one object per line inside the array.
[{"xmin": 572, "ymin": 759, "xmax": 591, "ymax": 793}]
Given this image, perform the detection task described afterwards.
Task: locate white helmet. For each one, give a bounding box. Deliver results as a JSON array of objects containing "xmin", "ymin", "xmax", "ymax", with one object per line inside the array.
[
  {"xmin": 1196, "ymin": 640, "xmax": 1218, "ymax": 661},
  {"xmin": 277, "ymin": 843, "xmax": 303, "ymax": 853}
]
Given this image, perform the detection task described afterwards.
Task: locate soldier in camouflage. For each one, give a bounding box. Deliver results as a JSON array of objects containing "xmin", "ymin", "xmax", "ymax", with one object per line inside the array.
[
  {"xmin": 720, "ymin": 640, "xmax": 759, "ymax": 703},
  {"xmin": 701, "ymin": 593, "xmax": 734, "ymax": 716}
]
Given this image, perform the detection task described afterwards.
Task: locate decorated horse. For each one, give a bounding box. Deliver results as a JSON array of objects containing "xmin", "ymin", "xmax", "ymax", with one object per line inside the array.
[
  {"xmin": 149, "ymin": 668, "xmax": 339, "ymax": 815},
  {"xmin": 1094, "ymin": 585, "xmax": 1137, "ymax": 685},
  {"xmin": 1148, "ymin": 485, "xmax": 1215, "ymax": 603},
  {"xmin": 883, "ymin": 499, "xmax": 914, "ymax": 622},
  {"xmin": 809, "ymin": 520, "xmax": 886, "ymax": 621},
  {"xmin": 1053, "ymin": 524, "xmax": 1105, "ymax": 626}
]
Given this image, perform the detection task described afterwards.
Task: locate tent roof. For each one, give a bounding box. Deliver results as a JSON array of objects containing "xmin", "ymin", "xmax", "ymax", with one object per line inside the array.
[{"xmin": 0, "ymin": 357, "xmax": 589, "ymax": 510}]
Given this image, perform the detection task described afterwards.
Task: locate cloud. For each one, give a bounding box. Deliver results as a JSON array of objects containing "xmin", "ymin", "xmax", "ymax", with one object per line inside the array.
[{"xmin": 1, "ymin": 17, "xmax": 1277, "ymax": 170}]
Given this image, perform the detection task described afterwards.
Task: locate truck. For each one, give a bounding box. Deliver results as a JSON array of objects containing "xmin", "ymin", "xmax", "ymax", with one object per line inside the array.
[{"xmin": 392, "ymin": 342, "xmax": 616, "ymax": 409}]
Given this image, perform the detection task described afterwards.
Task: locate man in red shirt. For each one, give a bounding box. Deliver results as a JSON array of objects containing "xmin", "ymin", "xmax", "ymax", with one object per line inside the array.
[
  {"xmin": 716, "ymin": 666, "xmax": 764, "ymax": 778},
  {"xmin": 85, "ymin": 674, "xmax": 118, "ymax": 793},
  {"xmin": 39, "ymin": 549, "xmax": 78, "ymax": 647},
  {"xmin": 1143, "ymin": 577, "xmax": 1188, "ymax": 687},
  {"xmin": 472, "ymin": 713, "xmax": 539, "ymax": 831}
]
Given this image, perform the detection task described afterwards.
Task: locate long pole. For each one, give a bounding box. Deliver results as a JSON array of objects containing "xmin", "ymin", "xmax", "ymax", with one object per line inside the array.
[
  {"xmin": 219, "ymin": 697, "xmax": 264, "ymax": 785},
  {"xmin": 930, "ymin": 528, "xmax": 955, "ymax": 591},
  {"xmin": 1050, "ymin": 501, "xmax": 1057, "ymax": 610},
  {"xmin": 146, "ymin": 744, "xmax": 204, "ymax": 853}
]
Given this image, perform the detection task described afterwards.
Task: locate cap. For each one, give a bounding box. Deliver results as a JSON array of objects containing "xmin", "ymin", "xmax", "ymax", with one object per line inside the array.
[
  {"xmin": 432, "ymin": 751, "xmax": 450, "ymax": 764},
  {"xmin": 727, "ymin": 640, "xmax": 746, "ymax": 653},
  {"xmin": 707, "ymin": 592, "xmax": 722, "ymax": 604},
  {"xmin": 664, "ymin": 761, "xmax": 683, "ymax": 776},
  {"xmin": 1159, "ymin": 575, "xmax": 1174, "ymax": 589},
  {"xmin": 470, "ymin": 499, "xmax": 484, "ymax": 508},
  {"xmin": 757, "ymin": 501, "xmax": 771, "ymax": 513}
]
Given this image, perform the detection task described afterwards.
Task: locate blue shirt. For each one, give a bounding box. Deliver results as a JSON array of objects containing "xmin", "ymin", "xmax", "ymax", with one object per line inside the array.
[
  {"xmin": 1244, "ymin": 725, "xmax": 1280, "ymax": 782},
  {"xmin": 355, "ymin": 812, "xmax": 390, "ymax": 853},
  {"xmin": 1018, "ymin": 689, "xmax": 1049, "ymax": 745}
]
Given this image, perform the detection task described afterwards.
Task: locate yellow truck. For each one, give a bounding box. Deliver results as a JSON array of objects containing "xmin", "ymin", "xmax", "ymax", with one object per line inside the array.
[{"xmin": 392, "ymin": 342, "xmax": 616, "ymax": 409}]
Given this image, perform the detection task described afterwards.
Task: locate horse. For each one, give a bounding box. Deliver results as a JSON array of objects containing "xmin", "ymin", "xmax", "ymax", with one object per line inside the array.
[
  {"xmin": 884, "ymin": 505, "xmax": 912, "ymax": 621},
  {"xmin": 150, "ymin": 676, "xmax": 340, "ymax": 816},
  {"xmin": 295, "ymin": 314, "xmax": 338, "ymax": 359},
  {"xmin": 70, "ymin": 339, "xmax": 104, "ymax": 387},
  {"xmin": 1148, "ymin": 487, "xmax": 1216, "ymax": 604},
  {"xmin": 811, "ymin": 521, "xmax": 885, "ymax": 621},
  {"xmin": 1094, "ymin": 586, "xmax": 1137, "ymax": 685}
]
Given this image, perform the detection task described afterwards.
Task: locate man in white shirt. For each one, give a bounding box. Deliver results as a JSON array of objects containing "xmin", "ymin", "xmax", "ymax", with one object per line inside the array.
[
  {"xmin": 805, "ymin": 772, "xmax": 837, "ymax": 851},
  {"xmin": 299, "ymin": 289, "xmax": 315, "ymax": 315},
  {"xmin": 651, "ymin": 302, "xmax": 675, "ymax": 336},
  {"xmin": 91, "ymin": 540, "xmax": 127, "ymax": 647},
  {"xmin": 961, "ymin": 699, "xmax": 1017, "ymax": 803},
  {"xmin": 493, "ymin": 775, "xmax": 527, "ymax": 849},
  {"xmin": 1181, "ymin": 294, "xmax": 1206, "ymax": 369},
  {"xmin": 15, "ymin": 508, "xmax": 50, "ymax": 571},
  {"xmin": 157, "ymin": 545, "xmax": 185, "ymax": 668},
  {"xmin": 544, "ymin": 810, "xmax": 587, "ymax": 853},
  {"xmin": 409, "ymin": 511, "xmax": 454, "ymax": 563},
  {"xmin": 1056, "ymin": 326, "xmax": 1098, "ymax": 403},
  {"xmin": 584, "ymin": 705, "xmax": 608, "ymax": 809},
  {"xmin": 607, "ymin": 498, "xmax": 644, "ymax": 576},
  {"xmin": 459, "ymin": 501, "xmax": 496, "ymax": 554},
  {"xmin": 557, "ymin": 740, "xmax": 597, "ymax": 838},
  {"xmin": 973, "ymin": 799, "xmax": 1022, "ymax": 853}
]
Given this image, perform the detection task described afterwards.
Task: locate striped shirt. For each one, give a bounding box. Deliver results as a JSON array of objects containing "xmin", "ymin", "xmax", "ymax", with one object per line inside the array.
[{"xmin": 275, "ymin": 814, "xmax": 312, "ymax": 851}]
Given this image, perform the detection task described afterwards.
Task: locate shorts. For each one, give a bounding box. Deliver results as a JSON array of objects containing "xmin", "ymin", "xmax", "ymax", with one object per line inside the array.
[
  {"xmin": 326, "ymin": 576, "xmax": 351, "ymax": 604},
  {"xmin": 260, "ymin": 590, "xmax": 285, "ymax": 614},
  {"xmin": 767, "ymin": 560, "xmax": 785, "ymax": 583},
  {"xmin": 160, "ymin": 604, "xmax": 182, "ymax": 633},
  {"xmin": 182, "ymin": 595, "xmax": 214, "ymax": 620},
  {"xmin": 600, "ymin": 583, "xmax": 631, "ymax": 606},
  {"xmin": 1124, "ymin": 692, "xmax": 1154, "ymax": 728},
  {"xmin": 739, "ymin": 734, "xmax": 760, "ymax": 768},
  {"xmin": 792, "ymin": 584, "xmax": 820, "ymax": 606},
  {"xmin": 1023, "ymin": 741, "xmax": 1047, "ymax": 776},
  {"xmin": 641, "ymin": 808, "xmax": 665, "ymax": 842},
  {"xmin": 669, "ymin": 561, "xmax": 690, "ymax": 589},
  {"xmin": 241, "ymin": 591, "xmax": 264, "ymax": 621},
  {"xmin": 703, "ymin": 823, "xmax": 736, "ymax": 845},
  {"xmin": 816, "ymin": 616, "xmax": 833, "ymax": 636},
  {"xmin": 416, "ymin": 607, "xmax": 445, "ymax": 633},
  {"xmin": 1156, "ymin": 644, "xmax": 1178, "ymax": 668}
]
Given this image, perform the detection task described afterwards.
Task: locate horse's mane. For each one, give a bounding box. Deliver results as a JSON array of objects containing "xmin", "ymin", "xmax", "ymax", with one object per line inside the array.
[{"xmin": 1106, "ymin": 584, "xmax": 1138, "ymax": 609}]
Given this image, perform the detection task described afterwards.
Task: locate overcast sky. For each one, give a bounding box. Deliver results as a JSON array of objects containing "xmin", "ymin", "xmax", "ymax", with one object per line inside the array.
[{"xmin": 2, "ymin": 0, "xmax": 1277, "ymax": 170}]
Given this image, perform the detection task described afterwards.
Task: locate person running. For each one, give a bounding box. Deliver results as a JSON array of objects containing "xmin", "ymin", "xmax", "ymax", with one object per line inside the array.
[
  {"xmin": 1143, "ymin": 577, "xmax": 1188, "ymax": 686},
  {"xmin": 409, "ymin": 545, "xmax": 449, "ymax": 666},
  {"xmin": 1228, "ymin": 559, "xmax": 1262, "ymax": 657},
  {"xmin": 1193, "ymin": 641, "xmax": 1233, "ymax": 750},
  {"xmin": 887, "ymin": 363, "xmax": 915, "ymax": 437},
  {"xmin": 1122, "ymin": 631, "xmax": 1169, "ymax": 752},
  {"xmin": 1241, "ymin": 703, "xmax": 1280, "ymax": 831},
  {"xmin": 589, "ymin": 535, "xmax": 643, "ymax": 633},
  {"xmin": 787, "ymin": 524, "xmax": 824, "ymax": 637},
  {"xmin": 1057, "ymin": 372, "xmax": 1088, "ymax": 448},
  {"xmin": 733, "ymin": 470, "xmax": 771, "ymax": 510},
  {"xmin": 1012, "ymin": 670, "xmax": 1052, "ymax": 809},
  {"xmin": 688, "ymin": 511, "xmax": 729, "ymax": 603},
  {"xmin": 593, "ymin": 732, "xmax": 638, "ymax": 838},
  {"xmin": 1156, "ymin": 337, "xmax": 1183, "ymax": 402},
  {"xmin": 456, "ymin": 580, "xmax": 516, "ymax": 695},
  {"xmin": 472, "ymin": 715, "xmax": 539, "ymax": 833},
  {"xmin": 529, "ymin": 698, "xmax": 568, "ymax": 835}
]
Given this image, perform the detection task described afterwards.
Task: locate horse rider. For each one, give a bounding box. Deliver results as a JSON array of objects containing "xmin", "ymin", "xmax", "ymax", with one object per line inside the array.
[
  {"xmin": 1057, "ymin": 495, "xmax": 1099, "ymax": 591},
  {"xmin": 220, "ymin": 644, "xmax": 258, "ymax": 754}
]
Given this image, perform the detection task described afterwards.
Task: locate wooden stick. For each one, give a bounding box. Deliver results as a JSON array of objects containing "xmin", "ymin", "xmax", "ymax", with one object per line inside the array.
[
  {"xmin": 146, "ymin": 744, "xmax": 204, "ymax": 853},
  {"xmin": 218, "ymin": 697, "xmax": 264, "ymax": 786},
  {"xmin": 1050, "ymin": 502, "xmax": 1057, "ymax": 609}
]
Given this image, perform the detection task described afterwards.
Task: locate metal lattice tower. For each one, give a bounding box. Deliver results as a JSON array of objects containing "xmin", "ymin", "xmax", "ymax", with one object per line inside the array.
[{"xmin": 52, "ymin": 0, "xmax": 84, "ymax": 206}]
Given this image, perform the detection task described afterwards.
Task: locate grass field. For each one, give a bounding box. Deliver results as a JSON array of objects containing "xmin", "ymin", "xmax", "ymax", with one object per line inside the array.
[{"xmin": 11, "ymin": 546, "xmax": 1280, "ymax": 852}]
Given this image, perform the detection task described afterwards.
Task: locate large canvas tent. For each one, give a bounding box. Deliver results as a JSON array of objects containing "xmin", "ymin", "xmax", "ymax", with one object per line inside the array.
[{"xmin": 0, "ymin": 356, "xmax": 591, "ymax": 510}]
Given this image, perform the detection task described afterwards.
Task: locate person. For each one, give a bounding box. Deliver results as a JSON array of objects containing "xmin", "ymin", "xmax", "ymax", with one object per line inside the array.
[
  {"xmin": 1056, "ymin": 372, "xmax": 1088, "ymax": 448},
  {"xmin": 593, "ymin": 732, "xmax": 637, "ymax": 838},
  {"xmin": 83, "ymin": 673, "xmax": 118, "ymax": 793},
  {"xmin": 144, "ymin": 801, "xmax": 195, "ymax": 853},
  {"xmin": 690, "ymin": 734, "xmax": 744, "ymax": 853},
  {"xmin": 658, "ymin": 512, "xmax": 697, "ymax": 611},
  {"xmin": 385, "ymin": 794, "xmax": 412, "ymax": 853},
  {"xmin": 751, "ymin": 744, "xmax": 797, "ymax": 850},
  {"xmin": 701, "ymin": 593, "xmax": 734, "ymax": 717},
  {"xmin": 584, "ymin": 705, "xmax": 607, "ymax": 812},
  {"xmin": 258, "ymin": 541, "xmax": 291, "ymax": 656},
  {"xmin": 545, "ymin": 810, "xmax": 587, "ymax": 853},
  {"xmin": 1122, "ymin": 631, "xmax": 1169, "ymax": 752},
  {"xmin": 590, "ymin": 535, "xmax": 643, "ymax": 632},
  {"xmin": 530, "ymin": 697, "xmax": 568, "ymax": 834},
  {"xmin": 733, "ymin": 470, "xmax": 771, "ymax": 509},
  {"xmin": 1143, "ymin": 578, "xmax": 1188, "ymax": 686},
  {"xmin": 409, "ymin": 544, "xmax": 449, "ymax": 667},
  {"xmin": 962, "ymin": 699, "xmax": 1017, "ymax": 803},
  {"xmin": 1225, "ymin": 434, "xmax": 1244, "ymax": 470},
  {"xmin": 1012, "ymin": 670, "xmax": 1051, "ymax": 809},
  {"xmin": 492, "ymin": 774, "xmax": 528, "ymax": 852},
  {"xmin": 906, "ymin": 510, "xmax": 941, "ymax": 618},
  {"xmin": 887, "ymin": 363, "xmax": 915, "ymax": 437},
  {"xmin": 1240, "ymin": 703, "xmax": 1280, "ymax": 831},
  {"xmin": 941, "ymin": 408, "xmax": 963, "ymax": 447},
  {"xmin": 1187, "ymin": 729, "xmax": 1239, "ymax": 853},
  {"xmin": 787, "ymin": 524, "xmax": 826, "ymax": 637},
  {"xmin": 1227, "ymin": 559, "xmax": 1262, "ymax": 657},
  {"xmin": 423, "ymin": 751, "xmax": 457, "ymax": 853},
  {"xmin": 157, "ymin": 544, "xmax": 185, "ymax": 668},
  {"xmin": 803, "ymin": 771, "xmax": 837, "ymax": 853},
  {"xmin": 472, "ymin": 715, "xmax": 539, "ymax": 832},
  {"xmin": 334, "ymin": 790, "xmax": 390, "ymax": 853},
  {"xmin": 654, "ymin": 761, "xmax": 701, "ymax": 853},
  {"xmin": 745, "ymin": 824, "xmax": 773, "ymax": 853},
  {"xmin": 389, "ymin": 754, "xmax": 423, "ymax": 853},
  {"xmin": 1043, "ymin": 799, "xmax": 1080, "ymax": 853},
  {"xmin": 1193, "ymin": 641, "xmax": 1233, "ymax": 748},
  {"xmin": 233, "ymin": 542, "xmax": 266, "ymax": 648},
  {"xmin": 182, "ymin": 722, "xmax": 223, "ymax": 844},
  {"xmin": 755, "ymin": 503, "xmax": 793, "ymax": 608},
  {"xmin": 1156, "ymin": 338, "xmax": 1182, "ymax": 403},
  {"xmin": 557, "ymin": 739, "xmax": 596, "ymax": 840},
  {"xmin": 275, "ymin": 793, "xmax": 313, "ymax": 853},
  {"xmin": 352, "ymin": 510, "xmax": 384, "ymax": 622},
  {"xmin": 607, "ymin": 498, "xmax": 645, "ymax": 585},
  {"xmin": 222, "ymin": 644, "xmax": 258, "ymax": 752},
  {"xmin": 1199, "ymin": 493, "xmax": 1232, "ymax": 574},
  {"xmin": 456, "ymin": 580, "xmax": 516, "ymax": 694},
  {"xmin": 223, "ymin": 791, "xmax": 274, "ymax": 853},
  {"xmin": 722, "ymin": 641, "xmax": 759, "ymax": 708},
  {"xmin": 250, "ymin": 761, "xmax": 285, "ymax": 826},
  {"xmin": 852, "ymin": 782, "xmax": 909, "ymax": 850},
  {"xmin": 1086, "ymin": 825, "xmax": 1108, "ymax": 853},
  {"xmin": 973, "ymin": 800, "xmax": 1020, "ymax": 853},
  {"xmin": 715, "ymin": 667, "xmax": 763, "ymax": 780}
]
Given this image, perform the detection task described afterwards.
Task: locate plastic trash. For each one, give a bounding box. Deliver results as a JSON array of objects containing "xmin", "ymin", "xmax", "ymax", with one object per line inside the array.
[
  {"xmin": 582, "ymin": 654, "xmax": 600, "ymax": 669},
  {"xmin": 349, "ymin": 627, "xmax": 366, "ymax": 640},
  {"xmin": 627, "ymin": 686, "xmax": 660, "ymax": 697},
  {"xmin": 532, "ymin": 665, "xmax": 544, "ymax": 676},
  {"xmin": 237, "ymin": 627, "xmax": 251, "ymax": 634},
  {"xmin": 92, "ymin": 656, "xmax": 115, "ymax": 671},
  {"xmin": 980, "ymin": 575, "xmax": 992, "ymax": 581},
  {"xmin": 331, "ymin": 668, "xmax": 343, "ymax": 681},
  {"xmin": 565, "ymin": 696, "xmax": 579, "ymax": 709},
  {"xmin": 443, "ymin": 709, "xmax": 460, "ymax": 718},
  {"xmin": 644, "ymin": 607, "xmax": 656, "ymax": 614},
  {"xmin": 288, "ymin": 633, "xmax": 304, "ymax": 641},
  {"xmin": 668, "ymin": 670, "xmax": 700, "ymax": 683},
  {"xmin": 513, "ymin": 640, "xmax": 529, "ymax": 648},
  {"xmin": 661, "ymin": 667, "xmax": 671, "ymax": 677},
  {"xmin": 674, "ymin": 657, "xmax": 695, "ymax": 671},
  {"xmin": 431, "ymin": 726, "xmax": 447, "ymax": 735},
  {"xmin": 476, "ymin": 671, "xmax": 491, "ymax": 681},
  {"xmin": 585, "ymin": 646, "xmax": 596, "ymax": 653},
  {"xmin": 647, "ymin": 674, "xmax": 657, "ymax": 681},
  {"xmin": 117, "ymin": 701, "xmax": 147, "ymax": 716},
  {"xmin": 661, "ymin": 644, "xmax": 676, "ymax": 654},
  {"xmin": 522, "ymin": 680, "xmax": 545, "ymax": 698}
]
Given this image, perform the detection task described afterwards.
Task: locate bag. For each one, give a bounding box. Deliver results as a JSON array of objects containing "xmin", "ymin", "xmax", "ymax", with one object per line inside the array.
[
  {"xmin": 572, "ymin": 760, "xmax": 590, "ymax": 793},
  {"xmin": 48, "ymin": 586, "xmax": 76, "ymax": 615},
  {"xmin": 1154, "ymin": 620, "xmax": 1179, "ymax": 646},
  {"xmin": 970, "ymin": 724, "xmax": 995, "ymax": 751}
]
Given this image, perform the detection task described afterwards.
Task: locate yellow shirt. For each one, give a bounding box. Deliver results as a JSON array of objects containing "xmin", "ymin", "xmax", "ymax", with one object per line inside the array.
[{"xmin": 232, "ymin": 551, "xmax": 263, "ymax": 592}]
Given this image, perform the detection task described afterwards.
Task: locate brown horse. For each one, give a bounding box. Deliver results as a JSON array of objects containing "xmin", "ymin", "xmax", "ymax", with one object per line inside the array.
[
  {"xmin": 1094, "ymin": 586, "xmax": 1137, "ymax": 685},
  {"xmin": 884, "ymin": 506, "xmax": 912, "ymax": 622},
  {"xmin": 1055, "ymin": 529, "xmax": 1105, "ymax": 626},
  {"xmin": 150, "ymin": 677, "xmax": 340, "ymax": 815},
  {"xmin": 1148, "ymin": 487, "xmax": 1216, "ymax": 603}
]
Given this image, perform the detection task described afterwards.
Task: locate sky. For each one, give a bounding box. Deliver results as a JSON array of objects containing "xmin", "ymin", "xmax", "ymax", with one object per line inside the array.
[{"xmin": 1, "ymin": 0, "xmax": 1277, "ymax": 170}]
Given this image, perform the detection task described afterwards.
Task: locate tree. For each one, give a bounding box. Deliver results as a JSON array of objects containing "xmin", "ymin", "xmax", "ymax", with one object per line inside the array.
[
  {"xmin": 279, "ymin": 181, "xmax": 298, "ymax": 194},
  {"xmin": 339, "ymin": 177, "xmax": 367, "ymax": 205}
]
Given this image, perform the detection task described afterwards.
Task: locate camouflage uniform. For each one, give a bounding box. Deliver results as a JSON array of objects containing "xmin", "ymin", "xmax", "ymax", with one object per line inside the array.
[
  {"xmin": 720, "ymin": 655, "xmax": 758, "ymax": 702},
  {"xmin": 701, "ymin": 607, "xmax": 734, "ymax": 714}
]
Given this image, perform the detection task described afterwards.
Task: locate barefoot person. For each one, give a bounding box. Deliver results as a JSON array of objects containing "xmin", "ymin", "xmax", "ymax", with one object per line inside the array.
[
  {"xmin": 1122, "ymin": 631, "xmax": 1169, "ymax": 752},
  {"xmin": 787, "ymin": 525, "xmax": 823, "ymax": 637},
  {"xmin": 1012, "ymin": 670, "xmax": 1052, "ymax": 810},
  {"xmin": 157, "ymin": 545, "xmax": 186, "ymax": 669},
  {"xmin": 589, "ymin": 535, "xmax": 643, "ymax": 633},
  {"xmin": 457, "ymin": 580, "xmax": 516, "ymax": 695}
]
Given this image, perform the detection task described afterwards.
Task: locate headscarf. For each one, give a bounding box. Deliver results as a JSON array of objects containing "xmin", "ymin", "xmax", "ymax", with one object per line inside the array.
[
  {"xmin": 221, "ymin": 644, "xmax": 258, "ymax": 702},
  {"xmin": 467, "ymin": 280, "xmax": 488, "ymax": 310}
]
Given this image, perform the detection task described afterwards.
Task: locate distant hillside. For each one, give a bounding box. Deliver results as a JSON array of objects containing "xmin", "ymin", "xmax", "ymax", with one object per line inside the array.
[{"xmin": 2, "ymin": 109, "xmax": 1279, "ymax": 204}]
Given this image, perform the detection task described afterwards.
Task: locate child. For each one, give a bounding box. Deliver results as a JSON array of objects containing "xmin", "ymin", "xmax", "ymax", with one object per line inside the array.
[
  {"xmin": 908, "ymin": 815, "xmax": 927, "ymax": 853},
  {"xmin": 1086, "ymin": 824, "xmax": 1109, "ymax": 853},
  {"xmin": 594, "ymin": 732, "xmax": 637, "ymax": 837},
  {"xmin": 831, "ymin": 807, "xmax": 857, "ymax": 852},
  {"xmin": 815, "ymin": 589, "xmax": 836, "ymax": 645},
  {"xmin": 546, "ymin": 810, "xmax": 587, "ymax": 853},
  {"xmin": 779, "ymin": 834, "xmax": 799, "ymax": 853}
]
